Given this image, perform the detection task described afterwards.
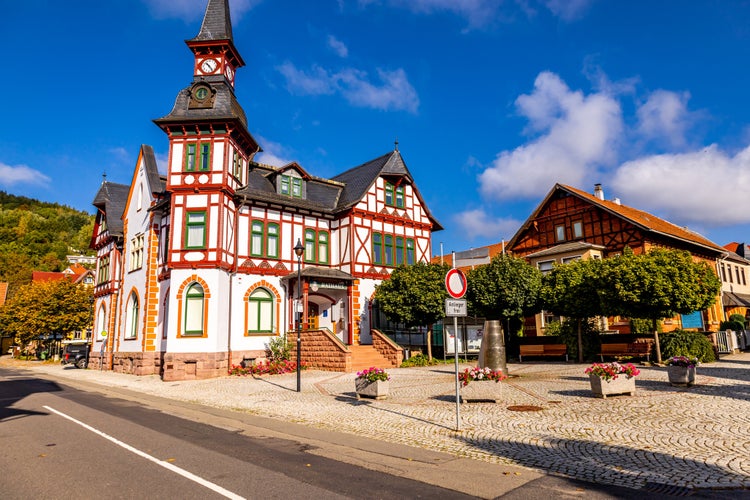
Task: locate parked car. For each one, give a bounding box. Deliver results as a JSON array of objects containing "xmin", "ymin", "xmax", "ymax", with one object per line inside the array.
[{"xmin": 61, "ymin": 343, "xmax": 90, "ymax": 369}]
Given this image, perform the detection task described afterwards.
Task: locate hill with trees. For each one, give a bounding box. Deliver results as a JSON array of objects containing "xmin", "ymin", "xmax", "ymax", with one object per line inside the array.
[{"xmin": 0, "ymin": 191, "xmax": 95, "ymax": 296}]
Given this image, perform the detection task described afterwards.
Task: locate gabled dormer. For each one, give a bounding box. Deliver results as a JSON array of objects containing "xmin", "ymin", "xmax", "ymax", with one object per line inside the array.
[{"xmin": 275, "ymin": 162, "xmax": 311, "ymax": 199}]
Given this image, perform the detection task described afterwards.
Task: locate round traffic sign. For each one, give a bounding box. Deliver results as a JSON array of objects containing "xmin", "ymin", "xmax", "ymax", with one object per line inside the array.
[{"xmin": 445, "ymin": 268, "xmax": 467, "ymax": 299}]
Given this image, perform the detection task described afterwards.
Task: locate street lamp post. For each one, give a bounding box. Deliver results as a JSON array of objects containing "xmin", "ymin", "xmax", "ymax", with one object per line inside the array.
[{"xmin": 294, "ymin": 238, "xmax": 304, "ymax": 392}]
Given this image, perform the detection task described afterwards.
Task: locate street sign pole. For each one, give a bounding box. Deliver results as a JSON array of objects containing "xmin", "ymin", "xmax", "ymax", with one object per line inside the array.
[{"xmin": 445, "ymin": 253, "xmax": 468, "ymax": 432}]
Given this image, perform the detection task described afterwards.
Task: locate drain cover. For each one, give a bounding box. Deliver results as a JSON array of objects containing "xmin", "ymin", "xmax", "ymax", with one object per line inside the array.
[{"xmin": 507, "ymin": 405, "xmax": 544, "ymax": 412}]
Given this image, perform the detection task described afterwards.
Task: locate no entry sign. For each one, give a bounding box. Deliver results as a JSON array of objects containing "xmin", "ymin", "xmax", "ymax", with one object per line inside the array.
[{"xmin": 445, "ymin": 268, "xmax": 467, "ymax": 299}]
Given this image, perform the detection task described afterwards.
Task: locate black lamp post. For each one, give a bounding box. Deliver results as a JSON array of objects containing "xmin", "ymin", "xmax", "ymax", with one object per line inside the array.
[{"xmin": 294, "ymin": 238, "xmax": 304, "ymax": 392}]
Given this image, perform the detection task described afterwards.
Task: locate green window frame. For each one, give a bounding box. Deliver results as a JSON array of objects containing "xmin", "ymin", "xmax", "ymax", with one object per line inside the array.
[
  {"xmin": 385, "ymin": 183, "xmax": 394, "ymax": 206},
  {"xmin": 304, "ymin": 229, "xmax": 316, "ymax": 263},
  {"xmin": 395, "ymin": 185, "xmax": 404, "ymax": 208},
  {"xmin": 185, "ymin": 211, "xmax": 206, "ymax": 249},
  {"xmin": 318, "ymin": 231, "xmax": 329, "ymax": 264},
  {"xmin": 395, "ymin": 237, "xmax": 404, "ymax": 265},
  {"xmin": 185, "ymin": 143, "xmax": 197, "ymax": 171},
  {"xmin": 280, "ymin": 175, "xmax": 290, "ymax": 195},
  {"xmin": 384, "ymin": 235, "xmax": 394, "ymax": 266},
  {"xmin": 250, "ymin": 221, "xmax": 264, "ymax": 257},
  {"xmin": 372, "ymin": 233, "xmax": 382, "ymax": 265},
  {"xmin": 183, "ymin": 283, "xmax": 205, "ymax": 336},
  {"xmin": 406, "ymin": 239, "xmax": 415, "ymax": 265},
  {"xmin": 266, "ymin": 223, "xmax": 279, "ymax": 259},
  {"xmin": 125, "ymin": 292, "xmax": 139, "ymax": 339},
  {"xmin": 199, "ymin": 143, "xmax": 211, "ymax": 171},
  {"xmin": 248, "ymin": 288, "xmax": 274, "ymax": 333},
  {"xmin": 292, "ymin": 177, "xmax": 303, "ymax": 198},
  {"xmin": 232, "ymin": 150, "xmax": 243, "ymax": 179}
]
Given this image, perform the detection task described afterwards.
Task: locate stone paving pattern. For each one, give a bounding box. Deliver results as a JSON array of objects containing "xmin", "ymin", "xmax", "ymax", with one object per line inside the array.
[{"xmin": 4, "ymin": 353, "xmax": 750, "ymax": 494}]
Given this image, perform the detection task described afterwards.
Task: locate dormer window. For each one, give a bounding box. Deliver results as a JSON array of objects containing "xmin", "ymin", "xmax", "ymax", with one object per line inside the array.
[{"xmin": 279, "ymin": 174, "xmax": 304, "ymax": 198}]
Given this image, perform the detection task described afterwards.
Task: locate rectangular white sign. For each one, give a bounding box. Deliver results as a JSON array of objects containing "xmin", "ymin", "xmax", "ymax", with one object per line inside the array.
[{"xmin": 445, "ymin": 299, "xmax": 467, "ymax": 317}]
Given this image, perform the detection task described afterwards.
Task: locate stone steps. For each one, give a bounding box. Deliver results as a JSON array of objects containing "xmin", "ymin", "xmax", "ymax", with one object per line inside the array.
[{"xmin": 349, "ymin": 345, "xmax": 394, "ymax": 372}]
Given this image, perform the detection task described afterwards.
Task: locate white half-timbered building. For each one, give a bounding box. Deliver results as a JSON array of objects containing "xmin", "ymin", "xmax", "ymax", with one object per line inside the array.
[{"xmin": 90, "ymin": 0, "xmax": 441, "ymax": 380}]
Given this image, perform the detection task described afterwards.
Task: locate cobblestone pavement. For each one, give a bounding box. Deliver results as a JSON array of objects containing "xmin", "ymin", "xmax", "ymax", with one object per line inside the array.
[{"xmin": 4, "ymin": 353, "xmax": 750, "ymax": 495}]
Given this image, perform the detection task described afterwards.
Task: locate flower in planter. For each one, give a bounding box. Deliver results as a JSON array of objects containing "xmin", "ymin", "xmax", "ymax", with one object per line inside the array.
[
  {"xmin": 356, "ymin": 367, "xmax": 390, "ymax": 382},
  {"xmin": 585, "ymin": 362, "xmax": 640, "ymax": 381},
  {"xmin": 665, "ymin": 356, "xmax": 699, "ymax": 368},
  {"xmin": 458, "ymin": 366, "xmax": 507, "ymax": 387}
]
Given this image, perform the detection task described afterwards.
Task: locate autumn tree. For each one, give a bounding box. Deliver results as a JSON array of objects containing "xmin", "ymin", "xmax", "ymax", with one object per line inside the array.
[
  {"xmin": 0, "ymin": 279, "xmax": 93, "ymax": 349},
  {"xmin": 374, "ymin": 262, "xmax": 450, "ymax": 361},
  {"xmin": 540, "ymin": 257, "xmax": 604, "ymax": 362},
  {"xmin": 599, "ymin": 247, "xmax": 721, "ymax": 363}
]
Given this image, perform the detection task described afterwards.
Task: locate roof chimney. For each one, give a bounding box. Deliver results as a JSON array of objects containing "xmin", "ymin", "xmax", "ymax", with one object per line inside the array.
[{"xmin": 594, "ymin": 183, "xmax": 604, "ymax": 200}]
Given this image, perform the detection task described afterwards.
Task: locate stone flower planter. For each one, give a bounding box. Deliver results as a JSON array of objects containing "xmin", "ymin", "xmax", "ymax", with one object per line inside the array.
[
  {"xmin": 589, "ymin": 373, "xmax": 636, "ymax": 398},
  {"xmin": 667, "ymin": 366, "xmax": 696, "ymax": 387},
  {"xmin": 460, "ymin": 381, "xmax": 504, "ymax": 403},
  {"xmin": 355, "ymin": 379, "xmax": 389, "ymax": 400}
]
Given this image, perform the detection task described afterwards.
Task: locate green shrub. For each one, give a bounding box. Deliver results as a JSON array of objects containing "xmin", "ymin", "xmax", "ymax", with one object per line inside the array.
[
  {"xmin": 400, "ymin": 353, "xmax": 438, "ymax": 367},
  {"xmin": 659, "ymin": 330, "xmax": 716, "ymax": 363},
  {"xmin": 729, "ymin": 314, "xmax": 746, "ymax": 328},
  {"xmin": 719, "ymin": 320, "xmax": 744, "ymax": 332},
  {"xmin": 630, "ymin": 318, "xmax": 662, "ymax": 334},
  {"xmin": 266, "ymin": 335, "xmax": 290, "ymax": 361}
]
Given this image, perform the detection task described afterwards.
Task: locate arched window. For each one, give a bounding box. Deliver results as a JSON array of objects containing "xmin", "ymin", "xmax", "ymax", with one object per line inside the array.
[
  {"xmin": 125, "ymin": 293, "xmax": 139, "ymax": 339},
  {"xmin": 184, "ymin": 283, "xmax": 205, "ymax": 336},
  {"xmin": 248, "ymin": 288, "xmax": 274, "ymax": 334},
  {"xmin": 97, "ymin": 304, "xmax": 107, "ymax": 339}
]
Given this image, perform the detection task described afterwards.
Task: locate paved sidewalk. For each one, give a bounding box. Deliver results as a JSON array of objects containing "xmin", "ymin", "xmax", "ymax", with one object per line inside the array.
[{"xmin": 3, "ymin": 353, "xmax": 750, "ymax": 496}]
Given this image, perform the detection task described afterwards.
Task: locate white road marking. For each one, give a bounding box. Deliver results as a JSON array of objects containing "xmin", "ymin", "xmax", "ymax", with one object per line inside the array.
[{"xmin": 43, "ymin": 405, "xmax": 245, "ymax": 500}]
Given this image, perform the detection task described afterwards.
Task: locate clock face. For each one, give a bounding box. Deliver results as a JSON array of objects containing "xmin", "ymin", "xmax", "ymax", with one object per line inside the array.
[
  {"xmin": 224, "ymin": 65, "xmax": 235, "ymax": 81},
  {"xmin": 200, "ymin": 58, "xmax": 218, "ymax": 74}
]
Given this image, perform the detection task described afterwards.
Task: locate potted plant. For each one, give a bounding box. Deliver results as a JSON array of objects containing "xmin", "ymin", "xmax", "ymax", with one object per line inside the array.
[
  {"xmin": 585, "ymin": 362, "xmax": 640, "ymax": 398},
  {"xmin": 665, "ymin": 356, "xmax": 699, "ymax": 387},
  {"xmin": 355, "ymin": 367, "xmax": 390, "ymax": 400},
  {"xmin": 458, "ymin": 366, "xmax": 507, "ymax": 403}
]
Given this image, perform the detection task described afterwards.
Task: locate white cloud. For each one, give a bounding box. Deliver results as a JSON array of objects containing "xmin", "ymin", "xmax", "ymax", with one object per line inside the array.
[
  {"xmin": 636, "ymin": 89, "xmax": 693, "ymax": 149},
  {"xmin": 356, "ymin": 0, "xmax": 592, "ymax": 29},
  {"xmin": 277, "ymin": 62, "xmax": 419, "ymax": 113},
  {"xmin": 255, "ymin": 136, "xmax": 293, "ymax": 167},
  {"xmin": 611, "ymin": 145, "xmax": 750, "ymax": 226},
  {"xmin": 452, "ymin": 209, "xmax": 521, "ymax": 240},
  {"xmin": 142, "ymin": 0, "xmax": 259, "ymax": 22},
  {"xmin": 478, "ymin": 71, "xmax": 622, "ymax": 200},
  {"xmin": 327, "ymin": 35, "xmax": 349, "ymax": 58},
  {"xmin": 0, "ymin": 162, "xmax": 52, "ymax": 187}
]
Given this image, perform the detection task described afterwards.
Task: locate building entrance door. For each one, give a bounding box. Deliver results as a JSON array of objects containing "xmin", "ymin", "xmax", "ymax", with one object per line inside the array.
[{"xmin": 306, "ymin": 303, "xmax": 319, "ymax": 329}]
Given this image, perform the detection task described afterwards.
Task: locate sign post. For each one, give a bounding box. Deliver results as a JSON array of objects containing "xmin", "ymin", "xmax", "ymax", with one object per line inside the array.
[{"xmin": 445, "ymin": 261, "xmax": 467, "ymax": 431}]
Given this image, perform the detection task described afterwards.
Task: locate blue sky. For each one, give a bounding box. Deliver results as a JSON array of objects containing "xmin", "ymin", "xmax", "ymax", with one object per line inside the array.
[{"xmin": 3, "ymin": 0, "xmax": 750, "ymax": 255}]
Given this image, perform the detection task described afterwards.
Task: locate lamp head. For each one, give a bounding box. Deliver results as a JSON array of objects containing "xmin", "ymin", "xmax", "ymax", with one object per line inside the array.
[{"xmin": 294, "ymin": 238, "xmax": 304, "ymax": 258}]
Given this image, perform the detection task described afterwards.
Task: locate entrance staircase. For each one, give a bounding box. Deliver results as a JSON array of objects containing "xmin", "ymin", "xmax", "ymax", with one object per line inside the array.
[{"xmin": 349, "ymin": 344, "xmax": 395, "ymax": 372}]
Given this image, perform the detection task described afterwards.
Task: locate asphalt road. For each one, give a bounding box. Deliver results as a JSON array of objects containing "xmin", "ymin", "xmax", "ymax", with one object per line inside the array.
[{"xmin": 0, "ymin": 367, "xmax": 474, "ymax": 499}]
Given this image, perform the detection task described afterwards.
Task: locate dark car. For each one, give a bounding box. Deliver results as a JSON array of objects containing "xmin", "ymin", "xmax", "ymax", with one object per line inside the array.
[{"xmin": 61, "ymin": 343, "xmax": 90, "ymax": 369}]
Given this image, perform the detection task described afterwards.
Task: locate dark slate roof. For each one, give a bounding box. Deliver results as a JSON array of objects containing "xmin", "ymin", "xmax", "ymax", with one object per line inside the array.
[
  {"xmin": 153, "ymin": 81, "xmax": 249, "ymax": 130},
  {"xmin": 235, "ymin": 170, "xmax": 342, "ymax": 213},
  {"xmin": 333, "ymin": 150, "xmax": 412, "ymax": 210},
  {"xmin": 190, "ymin": 0, "xmax": 233, "ymax": 42},
  {"xmin": 280, "ymin": 266, "xmax": 355, "ymax": 283},
  {"xmin": 141, "ymin": 144, "xmax": 165, "ymax": 195},
  {"xmin": 92, "ymin": 181, "xmax": 129, "ymax": 238}
]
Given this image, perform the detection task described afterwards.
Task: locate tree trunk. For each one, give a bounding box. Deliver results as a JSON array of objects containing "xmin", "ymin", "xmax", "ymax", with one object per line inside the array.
[
  {"xmin": 577, "ymin": 318, "xmax": 584, "ymax": 363},
  {"xmin": 427, "ymin": 325, "xmax": 433, "ymax": 361},
  {"xmin": 652, "ymin": 318, "xmax": 662, "ymax": 364}
]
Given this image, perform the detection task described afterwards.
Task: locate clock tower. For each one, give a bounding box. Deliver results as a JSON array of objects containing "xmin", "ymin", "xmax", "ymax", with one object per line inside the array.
[{"xmin": 154, "ymin": 0, "xmax": 260, "ymax": 272}]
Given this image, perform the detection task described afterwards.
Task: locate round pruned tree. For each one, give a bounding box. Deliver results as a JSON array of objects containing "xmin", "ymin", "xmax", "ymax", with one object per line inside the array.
[
  {"xmin": 374, "ymin": 262, "xmax": 451, "ymax": 361},
  {"xmin": 598, "ymin": 247, "xmax": 721, "ymax": 363},
  {"xmin": 540, "ymin": 257, "xmax": 604, "ymax": 362},
  {"xmin": 0, "ymin": 279, "xmax": 93, "ymax": 351}
]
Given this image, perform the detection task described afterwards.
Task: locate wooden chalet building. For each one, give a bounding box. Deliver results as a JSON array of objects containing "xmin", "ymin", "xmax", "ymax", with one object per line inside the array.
[
  {"xmin": 90, "ymin": 0, "xmax": 441, "ymax": 380},
  {"xmin": 506, "ymin": 183, "xmax": 727, "ymax": 335}
]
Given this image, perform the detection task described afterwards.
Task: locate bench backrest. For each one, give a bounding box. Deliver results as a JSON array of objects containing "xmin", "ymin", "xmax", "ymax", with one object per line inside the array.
[{"xmin": 600, "ymin": 343, "xmax": 629, "ymax": 353}]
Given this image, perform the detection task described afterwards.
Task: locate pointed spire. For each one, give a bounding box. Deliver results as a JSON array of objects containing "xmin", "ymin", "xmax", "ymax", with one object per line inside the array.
[
  {"xmin": 394, "ymin": 138, "xmax": 399, "ymax": 152},
  {"xmin": 191, "ymin": 0, "xmax": 233, "ymax": 42}
]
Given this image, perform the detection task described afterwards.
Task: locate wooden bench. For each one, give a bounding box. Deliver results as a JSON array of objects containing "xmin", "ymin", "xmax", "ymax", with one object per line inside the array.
[
  {"xmin": 599, "ymin": 342, "xmax": 651, "ymax": 362},
  {"xmin": 519, "ymin": 344, "xmax": 568, "ymax": 362}
]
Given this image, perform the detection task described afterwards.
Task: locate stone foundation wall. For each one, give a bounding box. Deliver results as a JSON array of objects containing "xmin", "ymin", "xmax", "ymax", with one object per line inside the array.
[
  {"xmin": 288, "ymin": 330, "xmax": 351, "ymax": 372},
  {"xmin": 111, "ymin": 352, "xmax": 164, "ymax": 376},
  {"xmin": 162, "ymin": 352, "xmax": 229, "ymax": 381}
]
